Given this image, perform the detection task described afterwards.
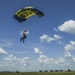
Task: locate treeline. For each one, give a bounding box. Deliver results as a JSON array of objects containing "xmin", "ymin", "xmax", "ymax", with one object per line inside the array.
[
  {"xmin": 39, "ymin": 69, "xmax": 72, "ymax": 72},
  {"xmin": 0, "ymin": 69, "xmax": 73, "ymax": 73}
]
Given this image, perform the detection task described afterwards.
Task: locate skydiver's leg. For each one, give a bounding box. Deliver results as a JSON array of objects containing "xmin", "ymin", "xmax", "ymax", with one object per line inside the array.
[
  {"xmin": 23, "ymin": 38, "xmax": 25, "ymax": 43},
  {"xmin": 20, "ymin": 38, "xmax": 23, "ymax": 42}
]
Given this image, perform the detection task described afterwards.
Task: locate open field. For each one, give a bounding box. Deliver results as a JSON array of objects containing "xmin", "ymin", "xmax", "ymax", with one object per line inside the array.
[{"xmin": 0, "ymin": 72, "xmax": 75, "ymax": 75}]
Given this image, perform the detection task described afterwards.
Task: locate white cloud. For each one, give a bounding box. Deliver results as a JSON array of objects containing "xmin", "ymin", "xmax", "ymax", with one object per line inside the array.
[
  {"xmin": 58, "ymin": 20, "xmax": 75, "ymax": 34},
  {"xmin": 0, "ymin": 45, "xmax": 75, "ymax": 72},
  {"xmin": 65, "ymin": 44, "xmax": 75, "ymax": 51},
  {"xmin": 3, "ymin": 54, "xmax": 16, "ymax": 61},
  {"xmin": 40, "ymin": 34, "xmax": 62, "ymax": 43},
  {"xmin": 64, "ymin": 41, "xmax": 75, "ymax": 62},
  {"xmin": 58, "ymin": 40, "xmax": 64, "ymax": 45},
  {"xmin": 72, "ymin": 57, "xmax": 75, "ymax": 62},
  {"xmin": 0, "ymin": 39, "xmax": 13, "ymax": 47},
  {"xmin": 38, "ymin": 55, "xmax": 50, "ymax": 63},
  {"xmin": 40, "ymin": 34, "xmax": 55, "ymax": 43},
  {"xmin": 54, "ymin": 28, "xmax": 58, "ymax": 31},
  {"xmin": 0, "ymin": 52, "xmax": 75, "ymax": 71},
  {"xmin": 64, "ymin": 51, "xmax": 73, "ymax": 59},
  {"xmin": 37, "ymin": 54, "xmax": 65, "ymax": 66},
  {"xmin": 54, "ymin": 34, "xmax": 62, "ymax": 40},
  {"xmin": 1, "ymin": 54, "xmax": 33, "ymax": 71},
  {"xmin": 54, "ymin": 57, "xmax": 65, "ymax": 65},
  {"xmin": 5, "ymin": 42, "xmax": 13, "ymax": 46},
  {"xmin": 63, "ymin": 51, "xmax": 75, "ymax": 64},
  {"xmin": 70, "ymin": 41, "xmax": 75, "ymax": 45},
  {"xmin": 57, "ymin": 57, "xmax": 65, "ymax": 64},
  {"xmin": 64, "ymin": 41, "xmax": 75, "ymax": 51},
  {"xmin": 0, "ymin": 47, "xmax": 8, "ymax": 54},
  {"xmin": 34, "ymin": 48, "xmax": 43, "ymax": 55}
]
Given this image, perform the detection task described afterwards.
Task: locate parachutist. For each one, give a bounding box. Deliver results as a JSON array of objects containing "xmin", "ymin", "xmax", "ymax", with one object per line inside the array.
[{"xmin": 20, "ymin": 30, "xmax": 27, "ymax": 43}]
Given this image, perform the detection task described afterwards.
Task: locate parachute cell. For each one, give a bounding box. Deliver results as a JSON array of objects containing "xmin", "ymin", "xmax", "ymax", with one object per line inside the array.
[{"xmin": 14, "ymin": 6, "xmax": 44, "ymax": 22}]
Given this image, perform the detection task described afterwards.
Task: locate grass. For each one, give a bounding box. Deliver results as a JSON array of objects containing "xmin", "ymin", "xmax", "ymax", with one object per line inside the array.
[{"xmin": 0, "ymin": 72, "xmax": 75, "ymax": 75}]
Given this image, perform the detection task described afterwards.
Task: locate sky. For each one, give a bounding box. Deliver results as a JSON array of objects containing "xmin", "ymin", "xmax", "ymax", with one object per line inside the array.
[{"xmin": 0, "ymin": 0, "xmax": 75, "ymax": 72}]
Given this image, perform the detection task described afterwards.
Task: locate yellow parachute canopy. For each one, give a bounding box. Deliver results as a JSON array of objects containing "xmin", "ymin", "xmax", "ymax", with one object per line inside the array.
[{"xmin": 14, "ymin": 6, "xmax": 44, "ymax": 22}]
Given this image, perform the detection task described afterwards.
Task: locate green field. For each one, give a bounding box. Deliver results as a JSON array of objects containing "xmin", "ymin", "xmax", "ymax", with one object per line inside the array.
[{"xmin": 0, "ymin": 72, "xmax": 75, "ymax": 75}]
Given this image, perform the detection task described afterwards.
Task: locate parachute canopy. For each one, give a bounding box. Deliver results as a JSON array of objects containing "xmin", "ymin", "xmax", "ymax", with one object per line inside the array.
[{"xmin": 14, "ymin": 6, "xmax": 44, "ymax": 22}]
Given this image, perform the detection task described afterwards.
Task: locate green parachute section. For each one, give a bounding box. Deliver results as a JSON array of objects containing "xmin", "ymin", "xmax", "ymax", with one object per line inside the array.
[{"xmin": 14, "ymin": 6, "xmax": 44, "ymax": 22}]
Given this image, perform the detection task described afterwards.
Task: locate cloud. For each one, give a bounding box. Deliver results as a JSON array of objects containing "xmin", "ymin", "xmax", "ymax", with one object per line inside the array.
[
  {"xmin": 34, "ymin": 48, "xmax": 43, "ymax": 55},
  {"xmin": 40, "ymin": 34, "xmax": 55, "ymax": 43},
  {"xmin": 72, "ymin": 57, "xmax": 75, "ymax": 62},
  {"xmin": 3, "ymin": 54, "xmax": 16, "ymax": 61},
  {"xmin": 5, "ymin": 42, "xmax": 13, "ymax": 46},
  {"xmin": 64, "ymin": 41, "xmax": 75, "ymax": 51},
  {"xmin": 0, "ymin": 47, "xmax": 8, "ymax": 54},
  {"xmin": 64, "ymin": 51, "xmax": 73, "ymax": 59},
  {"xmin": 63, "ymin": 51, "xmax": 75, "ymax": 64},
  {"xmin": 0, "ymin": 51, "xmax": 75, "ymax": 71},
  {"xmin": 37, "ymin": 54, "xmax": 66, "ymax": 69},
  {"xmin": 38, "ymin": 55, "xmax": 50, "ymax": 63},
  {"xmin": 55, "ymin": 57, "xmax": 65, "ymax": 65},
  {"xmin": 58, "ymin": 40, "xmax": 64, "ymax": 45},
  {"xmin": 1, "ymin": 54, "xmax": 33, "ymax": 71},
  {"xmin": 0, "ymin": 46, "xmax": 75, "ymax": 72},
  {"xmin": 40, "ymin": 34, "xmax": 62, "ymax": 43},
  {"xmin": 54, "ymin": 28, "xmax": 58, "ymax": 31},
  {"xmin": 6, "ymin": 42, "xmax": 13, "ymax": 45},
  {"xmin": 64, "ymin": 41, "xmax": 75, "ymax": 62},
  {"xmin": 54, "ymin": 34, "xmax": 62, "ymax": 40},
  {"xmin": 58, "ymin": 20, "xmax": 75, "ymax": 34},
  {"xmin": 70, "ymin": 41, "xmax": 75, "ymax": 45},
  {"xmin": 0, "ymin": 39, "xmax": 13, "ymax": 47},
  {"xmin": 65, "ymin": 44, "xmax": 75, "ymax": 51}
]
